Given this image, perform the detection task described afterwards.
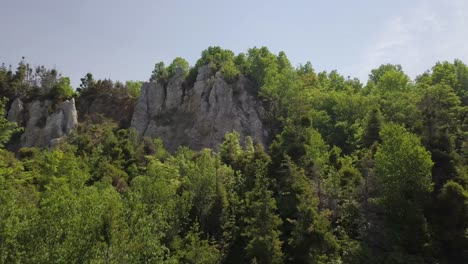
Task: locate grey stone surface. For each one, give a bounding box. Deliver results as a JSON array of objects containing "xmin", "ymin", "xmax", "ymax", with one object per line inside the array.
[
  {"xmin": 7, "ymin": 98, "xmax": 24, "ymax": 124},
  {"xmin": 13, "ymin": 98, "xmax": 78, "ymax": 148},
  {"xmin": 131, "ymin": 64, "xmax": 269, "ymax": 152},
  {"xmin": 61, "ymin": 98, "xmax": 78, "ymax": 134}
]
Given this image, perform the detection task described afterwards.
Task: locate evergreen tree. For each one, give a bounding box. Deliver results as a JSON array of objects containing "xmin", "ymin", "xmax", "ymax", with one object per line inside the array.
[
  {"xmin": 243, "ymin": 160, "xmax": 283, "ymax": 264},
  {"xmin": 375, "ymin": 124, "xmax": 433, "ymax": 261},
  {"xmin": 361, "ymin": 108, "xmax": 383, "ymax": 148}
]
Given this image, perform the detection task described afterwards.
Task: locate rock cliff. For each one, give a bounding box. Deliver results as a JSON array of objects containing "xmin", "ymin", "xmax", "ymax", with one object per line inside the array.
[
  {"xmin": 5, "ymin": 65, "xmax": 271, "ymax": 151},
  {"xmin": 131, "ymin": 65, "xmax": 270, "ymax": 152},
  {"xmin": 7, "ymin": 98, "xmax": 78, "ymax": 148}
]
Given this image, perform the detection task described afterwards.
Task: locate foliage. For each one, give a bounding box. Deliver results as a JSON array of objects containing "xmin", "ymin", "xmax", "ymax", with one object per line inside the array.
[
  {"xmin": 167, "ymin": 57, "xmax": 190, "ymax": 79},
  {"xmin": 0, "ymin": 50, "xmax": 467, "ymax": 264},
  {"xmin": 150, "ymin": 57, "xmax": 190, "ymax": 85},
  {"xmin": 242, "ymin": 162, "xmax": 283, "ymax": 264},
  {"xmin": 125, "ymin": 80, "xmax": 142, "ymax": 98},
  {"xmin": 0, "ymin": 98, "xmax": 21, "ymax": 147},
  {"xmin": 49, "ymin": 77, "xmax": 74, "ymax": 100},
  {"xmin": 374, "ymin": 124, "xmax": 433, "ymax": 260},
  {"xmin": 187, "ymin": 46, "xmax": 240, "ymax": 84},
  {"xmin": 0, "ymin": 58, "xmax": 76, "ymax": 101},
  {"xmin": 78, "ymin": 73, "xmax": 94, "ymax": 93},
  {"xmin": 150, "ymin": 61, "xmax": 168, "ymax": 83}
]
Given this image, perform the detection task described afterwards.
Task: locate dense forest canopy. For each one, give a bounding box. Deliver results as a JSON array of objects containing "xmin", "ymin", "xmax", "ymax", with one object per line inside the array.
[{"xmin": 0, "ymin": 47, "xmax": 467, "ymax": 263}]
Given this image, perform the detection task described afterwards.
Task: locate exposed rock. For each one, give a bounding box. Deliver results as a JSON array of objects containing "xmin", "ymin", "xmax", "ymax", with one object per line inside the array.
[
  {"xmin": 62, "ymin": 98, "xmax": 78, "ymax": 134},
  {"xmin": 7, "ymin": 98, "xmax": 24, "ymax": 125},
  {"xmin": 18, "ymin": 98, "xmax": 78, "ymax": 148},
  {"xmin": 131, "ymin": 65, "xmax": 270, "ymax": 152},
  {"xmin": 165, "ymin": 68, "xmax": 185, "ymax": 110},
  {"xmin": 6, "ymin": 65, "xmax": 270, "ymax": 152}
]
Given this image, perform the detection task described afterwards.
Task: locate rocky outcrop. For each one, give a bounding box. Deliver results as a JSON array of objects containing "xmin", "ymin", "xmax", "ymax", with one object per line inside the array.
[
  {"xmin": 7, "ymin": 98, "xmax": 78, "ymax": 148},
  {"xmin": 131, "ymin": 65, "xmax": 270, "ymax": 152},
  {"xmin": 5, "ymin": 66, "xmax": 270, "ymax": 151},
  {"xmin": 7, "ymin": 98, "xmax": 24, "ymax": 124}
]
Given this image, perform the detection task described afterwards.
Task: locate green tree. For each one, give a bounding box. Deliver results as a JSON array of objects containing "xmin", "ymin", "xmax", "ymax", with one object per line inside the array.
[
  {"xmin": 150, "ymin": 62, "xmax": 168, "ymax": 83},
  {"xmin": 167, "ymin": 57, "xmax": 190, "ymax": 79},
  {"xmin": 220, "ymin": 132, "xmax": 242, "ymax": 166},
  {"xmin": 186, "ymin": 46, "xmax": 239, "ymax": 85},
  {"xmin": 361, "ymin": 108, "xmax": 383, "ymax": 148},
  {"xmin": 431, "ymin": 61, "xmax": 459, "ymax": 91},
  {"xmin": 375, "ymin": 124, "xmax": 433, "ymax": 260},
  {"xmin": 369, "ymin": 64, "xmax": 404, "ymax": 85},
  {"xmin": 419, "ymin": 83, "xmax": 462, "ymax": 189},
  {"xmin": 0, "ymin": 98, "xmax": 21, "ymax": 148},
  {"xmin": 0, "ymin": 150, "xmax": 39, "ymax": 263},
  {"xmin": 173, "ymin": 224, "xmax": 221, "ymax": 264},
  {"xmin": 282, "ymin": 158, "xmax": 340, "ymax": 264},
  {"xmin": 246, "ymin": 47, "xmax": 278, "ymax": 86},
  {"xmin": 367, "ymin": 65, "xmax": 420, "ymax": 129},
  {"xmin": 197, "ymin": 46, "xmax": 236, "ymax": 71},
  {"xmin": 220, "ymin": 60, "xmax": 240, "ymax": 83},
  {"xmin": 453, "ymin": 59, "xmax": 468, "ymax": 100},
  {"xmin": 243, "ymin": 160, "xmax": 283, "ymax": 264},
  {"xmin": 297, "ymin": 62, "xmax": 319, "ymax": 88},
  {"xmin": 125, "ymin": 80, "xmax": 142, "ymax": 98},
  {"xmin": 49, "ymin": 77, "xmax": 74, "ymax": 100},
  {"xmin": 10, "ymin": 58, "xmax": 31, "ymax": 98},
  {"xmin": 78, "ymin": 72, "xmax": 94, "ymax": 93},
  {"xmin": 430, "ymin": 181, "xmax": 468, "ymax": 263}
]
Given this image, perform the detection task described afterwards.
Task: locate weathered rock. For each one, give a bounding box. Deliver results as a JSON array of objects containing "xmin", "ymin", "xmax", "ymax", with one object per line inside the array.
[
  {"xmin": 19, "ymin": 98, "xmax": 78, "ymax": 148},
  {"xmin": 165, "ymin": 68, "xmax": 185, "ymax": 110},
  {"xmin": 61, "ymin": 98, "xmax": 78, "ymax": 133},
  {"xmin": 7, "ymin": 98, "xmax": 24, "ymax": 125},
  {"xmin": 131, "ymin": 65, "xmax": 270, "ymax": 152}
]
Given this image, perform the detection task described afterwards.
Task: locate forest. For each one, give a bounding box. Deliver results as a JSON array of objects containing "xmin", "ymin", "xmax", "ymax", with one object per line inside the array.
[{"xmin": 0, "ymin": 46, "xmax": 467, "ymax": 264}]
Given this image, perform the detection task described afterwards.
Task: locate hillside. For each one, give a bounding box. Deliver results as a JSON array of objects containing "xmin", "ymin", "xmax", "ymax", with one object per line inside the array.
[{"xmin": 0, "ymin": 47, "xmax": 467, "ymax": 263}]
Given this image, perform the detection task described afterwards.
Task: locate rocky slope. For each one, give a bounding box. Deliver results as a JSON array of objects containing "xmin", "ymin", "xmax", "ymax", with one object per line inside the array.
[
  {"xmin": 7, "ymin": 98, "xmax": 78, "ymax": 148},
  {"xmin": 131, "ymin": 65, "xmax": 270, "ymax": 152}
]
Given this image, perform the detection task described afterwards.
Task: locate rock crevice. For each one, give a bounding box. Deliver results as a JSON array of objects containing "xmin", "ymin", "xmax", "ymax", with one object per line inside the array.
[{"xmin": 131, "ymin": 65, "xmax": 270, "ymax": 152}]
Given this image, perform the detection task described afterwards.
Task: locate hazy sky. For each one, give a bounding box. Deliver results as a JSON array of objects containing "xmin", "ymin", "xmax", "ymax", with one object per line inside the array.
[{"xmin": 1, "ymin": 0, "xmax": 467, "ymax": 87}]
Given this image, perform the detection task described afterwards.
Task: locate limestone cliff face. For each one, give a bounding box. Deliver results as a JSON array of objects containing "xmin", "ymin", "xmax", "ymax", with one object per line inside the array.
[
  {"xmin": 131, "ymin": 65, "xmax": 270, "ymax": 152},
  {"xmin": 7, "ymin": 98, "xmax": 78, "ymax": 148},
  {"xmin": 7, "ymin": 98, "xmax": 24, "ymax": 124},
  {"xmin": 5, "ymin": 65, "xmax": 270, "ymax": 151}
]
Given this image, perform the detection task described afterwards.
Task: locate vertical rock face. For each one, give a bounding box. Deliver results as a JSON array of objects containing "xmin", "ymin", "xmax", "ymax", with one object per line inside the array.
[
  {"xmin": 7, "ymin": 98, "xmax": 24, "ymax": 124},
  {"xmin": 7, "ymin": 98, "xmax": 78, "ymax": 148},
  {"xmin": 131, "ymin": 65, "xmax": 270, "ymax": 152},
  {"xmin": 61, "ymin": 99, "xmax": 79, "ymax": 134}
]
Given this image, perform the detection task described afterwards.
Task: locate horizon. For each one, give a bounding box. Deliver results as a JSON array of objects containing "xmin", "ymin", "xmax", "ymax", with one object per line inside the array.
[{"xmin": 1, "ymin": 0, "xmax": 467, "ymax": 87}]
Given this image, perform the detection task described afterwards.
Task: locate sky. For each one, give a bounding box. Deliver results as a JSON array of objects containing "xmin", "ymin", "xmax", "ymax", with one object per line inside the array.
[{"xmin": 1, "ymin": 0, "xmax": 467, "ymax": 87}]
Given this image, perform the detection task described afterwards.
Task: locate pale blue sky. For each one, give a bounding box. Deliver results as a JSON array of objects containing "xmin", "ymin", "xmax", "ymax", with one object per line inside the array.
[{"xmin": 1, "ymin": 0, "xmax": 467, "ymax": 87}]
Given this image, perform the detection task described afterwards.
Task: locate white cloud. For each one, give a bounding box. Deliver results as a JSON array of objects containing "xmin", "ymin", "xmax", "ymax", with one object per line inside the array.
[{"xmin": 353, "ymin": 0, "xmax": 468, "ymax": 81}]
